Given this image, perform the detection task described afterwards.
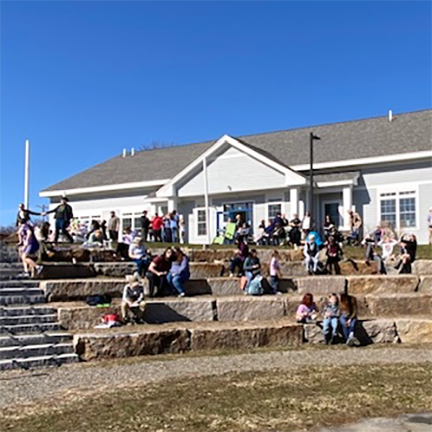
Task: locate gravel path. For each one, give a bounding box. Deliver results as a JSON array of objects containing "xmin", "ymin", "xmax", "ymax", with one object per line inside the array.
[{"xmin": 0, "ymin": 346, "xmax": 431, "ymax": 409}]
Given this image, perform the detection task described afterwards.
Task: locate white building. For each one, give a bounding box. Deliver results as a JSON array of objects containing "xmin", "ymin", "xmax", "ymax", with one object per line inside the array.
[{"xmin": 40, "ymin": 109, "xmax": 432, "ymax": 244}]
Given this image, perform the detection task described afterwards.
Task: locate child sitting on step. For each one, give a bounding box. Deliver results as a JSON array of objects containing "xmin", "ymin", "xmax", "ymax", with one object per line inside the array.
[
  {"xmin": 322, "ymin": 293, "xmax": 340, "ymax": 344},
  {"xmin": 296, "ymin": 293, "xmax": 319, "ymax": 323}
]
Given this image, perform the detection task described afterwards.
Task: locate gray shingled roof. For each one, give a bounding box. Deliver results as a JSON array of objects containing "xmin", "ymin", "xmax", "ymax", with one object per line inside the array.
[
  {"xmin": 42, "ymin": 109, "xmax": 432, "ymax": 192},
  {"xmin": 312, "ymin": 171, "xmax": 360, "ymax": 184}
]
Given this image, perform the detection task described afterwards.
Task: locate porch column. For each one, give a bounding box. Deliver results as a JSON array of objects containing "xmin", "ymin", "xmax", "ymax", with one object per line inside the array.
[
  {"xmin": 167, "ymin": 198, "xmax": 177, "ymax": 212},
  {"xmin": 203, "ymin": 157, "xmax": 211, "ymax": 245},
  {"xmin": 342, "ymin": 186, "xmax": 353, "ymax": 230},
  {"xmin": 290, "ymin": 187, "xmax": 299, "ymax": 217}
]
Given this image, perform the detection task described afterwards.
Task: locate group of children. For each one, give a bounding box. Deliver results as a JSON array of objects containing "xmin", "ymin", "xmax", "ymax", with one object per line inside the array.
[{"xmin": 296, "ymin": 292, "xmax": 360, "ymax": 347}]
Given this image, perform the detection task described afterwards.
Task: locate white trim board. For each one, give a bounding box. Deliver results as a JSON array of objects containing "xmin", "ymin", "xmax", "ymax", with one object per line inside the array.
[
  {"xmin": 292, "ymin": 151, "xmax": 432, "ymax": 171},
  {"xmin": 40, "ymin": 179, "xmax": 170, "ymax": 198}
]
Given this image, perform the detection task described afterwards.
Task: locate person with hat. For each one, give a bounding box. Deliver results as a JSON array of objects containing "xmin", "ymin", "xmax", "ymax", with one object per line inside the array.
[
  {"xmin": 43, "ymin": 196, "xmax": 74, "ymax": 244},
  {"xmin": 128, "ymin": 236, "xmax": 150, "ymax": 277},
  {"xmin": 121, "ymin": 274, "xmax": 145, "ymax": 324}
]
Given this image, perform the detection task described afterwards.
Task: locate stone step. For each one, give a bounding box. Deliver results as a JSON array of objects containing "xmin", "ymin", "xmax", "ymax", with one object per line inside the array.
[
  {"xmin": 0, "ymin": 342, "xmax": 74, "ymax": 360},
  {"xmin": 0, "ymin": 352, "xmax": 79, "ymax": 371},
  {"xmin": 0, "ymin": 322, "xmax": 61, "ymax": 335},
  {"xmin": 0, "ymin": 263, "xmax": 24, "ymax": 269},
  {"xmin": 0, "ymin": 295, "xmax": 47, "ymax": 306},
  {"xmin": 0, "ymin": 287, "xmax": 45, "ymax": 296},
  {"xmin": 0, "ymin": 305, "xmax": 55, "ymax": 317},
  {"xmin": 0, "ymin": 314, "xmax": 57, "ymax": 326},
  {"xmin": 0, "ymin": 332, "xmax": 72, "ymax": 348},
  {"xmin": 56, "ymin": 292, "xmax": 432, "ymax": 331},
  {"xmin": 73, "ymin": 319, "xmax": 303, "ymax": 361},
  {"xmin": 0, "ymin": 280, "xmax": 40, "ymax": 288}
]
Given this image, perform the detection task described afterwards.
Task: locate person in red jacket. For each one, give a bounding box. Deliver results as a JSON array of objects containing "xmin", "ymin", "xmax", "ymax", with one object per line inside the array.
[{"xmin": 151, "ymin": 213, "xmax": 163, "ymax": 242}]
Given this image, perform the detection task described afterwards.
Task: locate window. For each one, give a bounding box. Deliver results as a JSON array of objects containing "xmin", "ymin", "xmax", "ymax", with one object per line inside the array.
[
  {"xmin": 268, "ymin": 203, "xmax": 282, "ymax": 222},
  {"xmin": 197, "ymin": 210, "xmax": 207, "ymax": 236},
  {"xmin": 379, "ymin": 190, "xmax": 417, "ymax": 229}
]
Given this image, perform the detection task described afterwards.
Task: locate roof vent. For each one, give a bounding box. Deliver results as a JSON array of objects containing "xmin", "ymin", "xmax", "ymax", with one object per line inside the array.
[
  {"xmin": 388, "ymin": 109, "xmax": 393, "ymax": 122},
  {"xmin": 122, "ymin": 148, "xmax": 127, "ymax": 158},
  {"xmin": 131, "ymin": 148, "xmax": 135, "ymax": 156}
]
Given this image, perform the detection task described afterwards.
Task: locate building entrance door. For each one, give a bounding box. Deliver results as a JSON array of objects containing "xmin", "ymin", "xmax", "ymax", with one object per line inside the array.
[{"xmin": 323, "ymin": 202, "xmax": 341, "ymax": 228}]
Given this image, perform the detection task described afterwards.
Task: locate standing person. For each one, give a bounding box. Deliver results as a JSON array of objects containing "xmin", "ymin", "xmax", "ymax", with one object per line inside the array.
[
  {"xmin": 325, "ymin": 236, "xmax": 343, "ymax": 275},
  {"xmin": 44, "ymin": 197, "xmax": 74, "ymax": 244},
  {"xmin": 146, "ymin": 247, "xmax": 173, "ymax": 297},
  {"xmin": 347, "ymin": 209, "xmax": 362, "ymax": 246},
  {"xmin": 289, "ymin": 214, "xmax": 302, "ymax": 246},
  {"xmin": 162, "ymin": 214, "xmax": 172, "ymax": 243},
  {"xmin": 302, "ymin": 211, "xmax": 311, "ymax": 239},
  {"xmin": 322, "ymin": 293, "xmax": 340, "ymax": 345},
  {"xmin": 428, "ymin": 207, "xmax": 432, "ymax": 245},
  {"xmin": 16, "ymin": 203, "xmax": 41, "ymax": 227},
  {"xmin": 167, "ymin": 248, "xmax": 190, "ymax": 297},
  {"xmin": 170, "ymin": 210, "xmax": 180, "ymax": 243},
  {"xmin": 151, "ymin": 213, "xmax": 163, "ymax": 243},
  {"xmin": 140, "ymin": 210, "xmax": 151, "ymax": 242},
  {"xmin": 18, "ymin": 222, "xmax": 41, "ymax": 278},
  {"xmin": 269, "ymin": 250, "xmax": 282, "ymax": 294},
  {"xmin": 339, "ymin": 293, "xmax": 360, "ymax": 347},
  {"xmin": 108, "ymin": 211, "xmax": 120, "ymax": 242},
  {"xmin": 179, "ymin": 216, "xmax": 186, "ymax": 244}
]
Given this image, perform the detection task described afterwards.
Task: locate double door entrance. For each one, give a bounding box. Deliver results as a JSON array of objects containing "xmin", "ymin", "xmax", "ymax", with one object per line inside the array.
[{"xmin": 216, "ymin": 202, "xmax": 254, "ymax": 234}]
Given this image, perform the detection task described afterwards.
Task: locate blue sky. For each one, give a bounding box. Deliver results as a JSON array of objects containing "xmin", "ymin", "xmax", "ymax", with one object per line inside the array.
[{"xmin": 1, "ymin": 1, "xmax": 431, "ymax": 225}]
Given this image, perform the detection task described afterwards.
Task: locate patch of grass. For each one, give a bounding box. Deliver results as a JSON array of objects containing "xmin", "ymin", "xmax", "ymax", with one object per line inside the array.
[{"xmin": 1, "ymin": 363, "xmax": 431, "ymax": 432}]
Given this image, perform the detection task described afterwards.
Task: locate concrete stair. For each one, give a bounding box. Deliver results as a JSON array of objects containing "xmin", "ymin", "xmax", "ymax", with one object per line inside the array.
[{"xmin": 0, "ymin": 277, "xmax": 78, "ymax": 371}]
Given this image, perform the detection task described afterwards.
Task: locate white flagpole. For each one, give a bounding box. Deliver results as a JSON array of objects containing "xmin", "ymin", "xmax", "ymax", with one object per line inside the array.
[
  {"xmin": 203, "ymin": 157, "xmax": 211, "ymax": 245},
  {"xmin": 24, "ymin": 139, "xmax": 30, "ymax": 208}
]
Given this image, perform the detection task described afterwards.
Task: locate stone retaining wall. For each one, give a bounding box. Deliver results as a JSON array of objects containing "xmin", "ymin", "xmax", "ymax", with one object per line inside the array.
[
  {"xmin": 73, "ymin": 320, "xmax": 303, "ymax": 361},
  {"xmin": 42, "ymin": 275, "xmax": 423, "ymax": 301}
]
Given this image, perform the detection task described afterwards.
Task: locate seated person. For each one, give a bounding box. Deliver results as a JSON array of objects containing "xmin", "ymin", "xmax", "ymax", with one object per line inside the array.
[
  {"xmin": 296, "ymin": 293, "xmax": 318, "ymax": 323},
  {"xmin": 272, "ymin": 222, "xmax": 287, "ymax": 246},
  {"xmin": 82, "ymin": 229, "xmax": 104, "ymax": 248},
  {"xmin": 362, "ymin": 233, "xmax": 386, "ymax": 274},
  {"xmin": 397, "ymin": 234, "xmax": 417, "ymax": 274},
  {"xmin": 243, "ymin": 249, "xmax": 261, "ymax": 289},
  {"xmin": 128, "ymin": 237, "xmax": 150, "ymax": 277},
  {"xmin": 304, "ymin": 234, "xmax": 320, "ymax": 274},
  {"xmin": 339, "ymin": 293, "xmax": 360, "ymax": 347},
  {"xmin": 323, "ymin": 293, "xmax": 340, "ymax": 344},
  {"xmin": 229, "ymin": 238, "xmax": 249, "ymax": 277},
  {"xmin": 378, "ymin": 235, "xmax": 398, "ymax": 262},
  {"xmin": 167, "ymin": 247, "xmax": 190, "ymax": 297},
  {"xmin": 115, "ymin": 227, "xmax": 136, "ymax": 260},
  {"xmin": 121, "ymin": 274, "xmax": 145, "ymax": 324},
  {"xmin": 254, "ymin": 220, "xmax": 267, "ymax": 245},
  {"xmin": 146, "ymin": 247, "xmax": 173, "ymax": 297}
]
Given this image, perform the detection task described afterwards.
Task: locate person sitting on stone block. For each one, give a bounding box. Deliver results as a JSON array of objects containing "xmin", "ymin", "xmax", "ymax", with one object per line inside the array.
[
  {"xmin": 296, "ymin": 293, "xmax": 319, "ymax": 324},
  {"xmin": 339, "ymin": 293, "xmax": 360, "ymax": 347},
  {"xmin": 322, "ymin": 293, "xmax": 340, "ymax": 345},
  {"xmin": 121, "ymin": 274, "xmax": 146, "ymax": 324}
]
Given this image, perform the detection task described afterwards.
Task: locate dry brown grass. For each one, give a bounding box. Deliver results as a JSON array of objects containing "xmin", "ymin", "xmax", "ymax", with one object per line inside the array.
[{"xmin": 1, "ymin": 362, "xmax": 431, "ymax": 432}]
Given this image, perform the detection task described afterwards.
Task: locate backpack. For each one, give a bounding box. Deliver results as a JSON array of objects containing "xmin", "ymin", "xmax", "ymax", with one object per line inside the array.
[
  {"xmin": 247, "ymin": 275, "xmax": 264, "ymax": 296},
  {"xmin": 86, "ymin": 294, "xmax": 112, "ymax": 306}
]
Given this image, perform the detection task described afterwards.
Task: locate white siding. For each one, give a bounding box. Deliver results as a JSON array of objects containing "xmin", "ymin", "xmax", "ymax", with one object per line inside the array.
[
  {"xmin": 177, "ymin": 147, "xmax": 286, "ymax": 197},
  {"xmin": 356, "ymin": 161, "xmax": 432, "ymax": 244}
]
